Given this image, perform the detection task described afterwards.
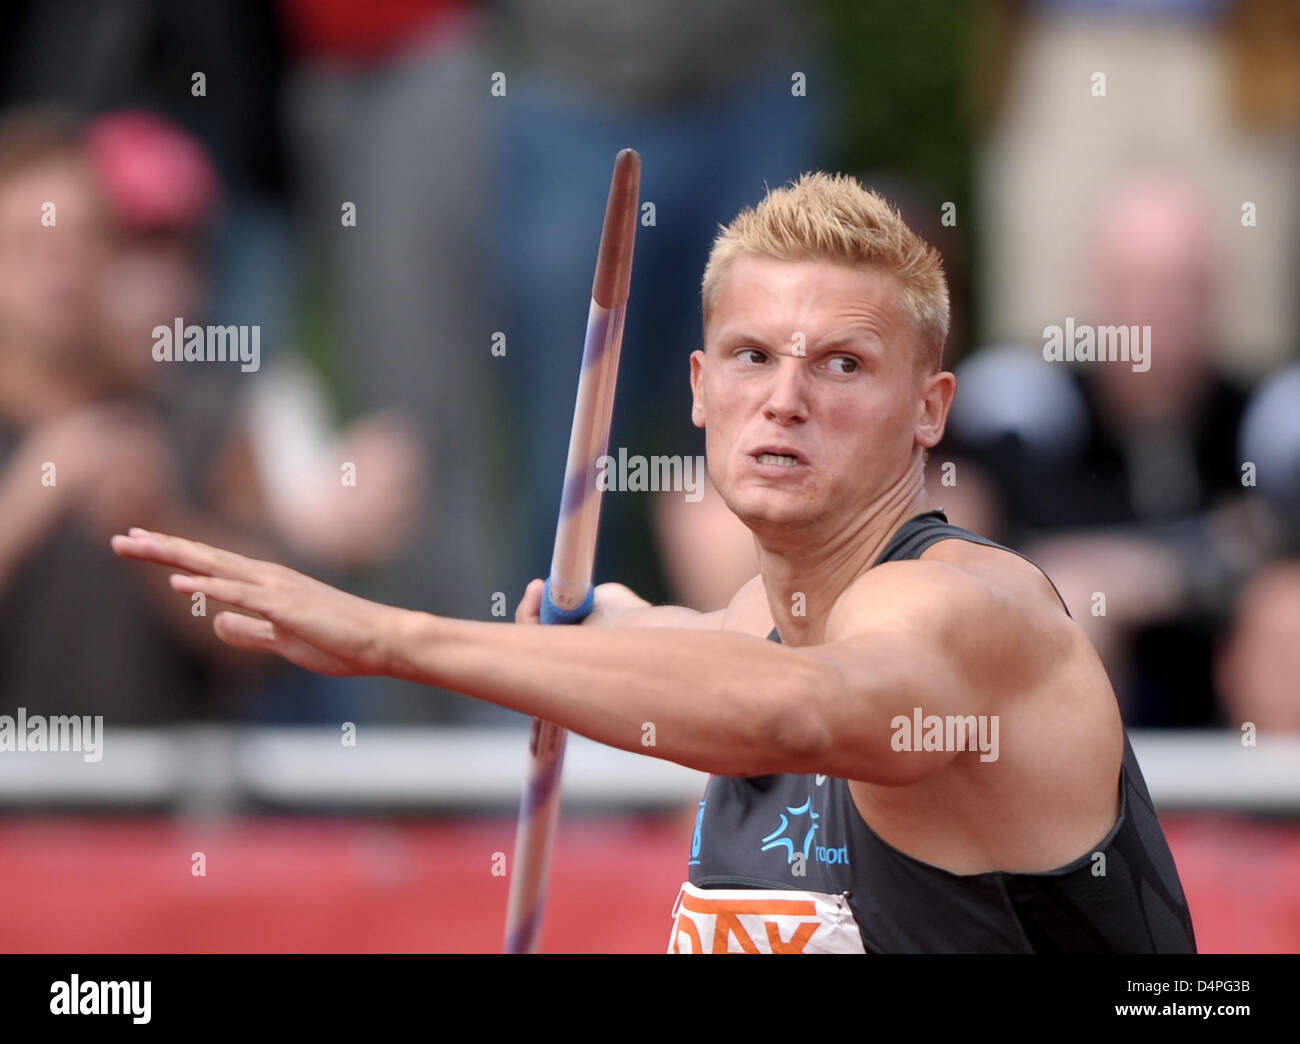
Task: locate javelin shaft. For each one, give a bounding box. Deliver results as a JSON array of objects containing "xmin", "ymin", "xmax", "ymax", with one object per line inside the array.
[{"xmin": 504, "ymin": 149, "xmax": 641, "ymax": 954}]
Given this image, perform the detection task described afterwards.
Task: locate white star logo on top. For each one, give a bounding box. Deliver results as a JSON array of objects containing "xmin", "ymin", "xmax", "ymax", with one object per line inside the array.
[{"xmin": 815, "ymin": 774, "xmax": 828, "ymax": 786}]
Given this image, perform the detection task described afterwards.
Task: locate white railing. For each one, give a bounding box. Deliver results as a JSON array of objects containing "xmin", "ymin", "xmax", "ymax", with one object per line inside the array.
[{"xmin": 0, "ymin": 728, "xmax": 1296, "ymax": 811}]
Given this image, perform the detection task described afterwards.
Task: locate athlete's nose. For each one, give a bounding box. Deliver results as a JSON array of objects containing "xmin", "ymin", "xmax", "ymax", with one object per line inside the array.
[{"xmin": 761, "ymin": 357, "xmax": 809, "ymax": 425}]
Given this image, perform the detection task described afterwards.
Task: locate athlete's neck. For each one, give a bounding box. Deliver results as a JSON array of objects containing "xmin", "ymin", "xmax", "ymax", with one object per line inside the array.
[{"xmin": 755, "ymin": 471, "xmax": 931, "ymax": 647}]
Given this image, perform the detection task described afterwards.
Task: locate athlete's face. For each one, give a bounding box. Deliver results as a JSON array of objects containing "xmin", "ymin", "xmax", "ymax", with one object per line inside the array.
[{"xmin": 690, "ymin": 255, "xmax": 952, "ymax": 536}]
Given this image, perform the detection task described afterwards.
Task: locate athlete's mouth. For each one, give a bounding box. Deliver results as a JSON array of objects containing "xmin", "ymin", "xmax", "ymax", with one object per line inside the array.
[{"xmin": 751, "ymin": 445, "xmax": 807, "ymax": 468}]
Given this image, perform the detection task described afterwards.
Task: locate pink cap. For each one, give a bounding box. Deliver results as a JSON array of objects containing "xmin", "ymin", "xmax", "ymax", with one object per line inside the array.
[{"xmin": 87, "ymin": 110, "xmax": 218, "ymax": 232}]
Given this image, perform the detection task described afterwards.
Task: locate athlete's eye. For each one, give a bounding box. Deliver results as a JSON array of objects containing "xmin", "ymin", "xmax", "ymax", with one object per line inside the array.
[
  {"xmin": 828, "ymin": 355, "xmax": 860, "ymax": 374},
  {"xmin": 737, "ymin": 347, "xmax": 768, "ymax": 365}
]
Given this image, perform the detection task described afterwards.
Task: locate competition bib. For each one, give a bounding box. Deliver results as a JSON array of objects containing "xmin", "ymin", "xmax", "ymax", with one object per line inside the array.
[{"xmin": 666, "ymin": 881, "xmax": 867, "ymax": 954}]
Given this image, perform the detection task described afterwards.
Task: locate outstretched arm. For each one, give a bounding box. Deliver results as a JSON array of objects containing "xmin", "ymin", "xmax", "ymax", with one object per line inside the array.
[
  {"xmin": 109, "ymin": 529, "xmax": 818, "ymax": 776},
  {"xmin": 110, "ymin": 530, "xmax": 1032, "ymax": 783},
  {"xmin": 401, "ymin": 577, "xmax": 820, "ymax": 774}
]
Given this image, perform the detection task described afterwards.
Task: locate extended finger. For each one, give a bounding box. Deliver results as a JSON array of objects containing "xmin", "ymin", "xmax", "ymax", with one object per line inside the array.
[
  {"xmin": 212, "ymin": 612, "xmax": 353, "ymax": 675},
  {"xmin": 169, "ymin": 572, "xmax": 280, "ymax": 616},
  {"xmin": 110, "ymin": 529, "xmax": 270, "ymax": 581},
  {"xmin": 212, "ymin": 611, "xmax": 277, "ymax": 647}
]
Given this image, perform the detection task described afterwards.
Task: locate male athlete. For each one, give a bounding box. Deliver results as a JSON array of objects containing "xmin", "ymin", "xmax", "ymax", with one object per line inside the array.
[{"xmin": 113, "ymin": 172, "xmax": 1197, "ymax": 953}]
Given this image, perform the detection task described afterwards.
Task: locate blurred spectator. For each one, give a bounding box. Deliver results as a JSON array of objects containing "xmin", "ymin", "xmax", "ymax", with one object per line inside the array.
[
  {"xmin": 0, "ymin": 0, "xmax": 294, "ymax": 375},
  {"xmin": 91, "ymin": 108, "xmax": 430, "ymax": 723},
  {"xmin": 653, "ymin": 481, "xmax": 758, "ymax": 613},
  {"xmin": 977, "ymin": 0, "xmax": 1300, "ymax": 377},
  {"xmin": 0, "ymin": 109, "xmax": 269, "ymax": 723},
  {"xmin": 947, "ymin": 175, "xmax": 1288, "ymax": 725},
  {"xmin": 281, "ymin": 0, "xmax": 515, "ymax": 724},
  {"xmin": 1239, "ymin": 360, "xmax": 1300, "ymax": 535},
  {"xmin": 1216, "ymin": 560, "xmax": 1300, "ymax": 733}
]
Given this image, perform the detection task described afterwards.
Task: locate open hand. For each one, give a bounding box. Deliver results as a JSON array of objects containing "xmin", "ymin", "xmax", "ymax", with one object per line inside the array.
[{"xmin": 109, "ymin": 528, "xmax": 405, "ymax": 677}]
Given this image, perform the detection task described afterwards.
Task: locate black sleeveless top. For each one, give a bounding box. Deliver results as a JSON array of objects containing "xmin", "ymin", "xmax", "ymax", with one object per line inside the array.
[{"xmin": 671, "ymin": 510, "xmax": 1197, "ymax": 953}]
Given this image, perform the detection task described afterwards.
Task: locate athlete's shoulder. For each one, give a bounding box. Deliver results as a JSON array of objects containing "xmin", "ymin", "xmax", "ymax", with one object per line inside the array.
[
  {"xmin": 917, "ymin": 533, "xmax": 1072, "ymax": 619},
  {"xmin": 823, "ymin": 539, "xmax": 1078, "ymax": 681}
]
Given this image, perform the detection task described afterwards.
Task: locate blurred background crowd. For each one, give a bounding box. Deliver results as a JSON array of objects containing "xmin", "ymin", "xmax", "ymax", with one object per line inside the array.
[{"xmin": 0, "ymin": 0, "xmax": 1296, "ymax": 737}]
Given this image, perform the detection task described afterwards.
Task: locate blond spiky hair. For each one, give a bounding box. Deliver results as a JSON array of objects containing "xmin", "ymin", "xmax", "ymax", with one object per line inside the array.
[{"xmin": 701, "ymin": 172, "xmax": 950, "ymax": 374}]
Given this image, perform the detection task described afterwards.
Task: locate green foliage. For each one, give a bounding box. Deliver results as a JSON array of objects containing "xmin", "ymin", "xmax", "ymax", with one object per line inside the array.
[
  {"xmin": 819, "ymin": 0, "xmax": 976, "ymax": 197},
  {"xmin": 818, "ymin": 0, "xmax": 983, "ymax": 359}
]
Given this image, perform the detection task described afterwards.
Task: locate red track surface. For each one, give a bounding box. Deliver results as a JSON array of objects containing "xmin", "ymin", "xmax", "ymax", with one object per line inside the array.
[{"xmin": 1, "ymin": 814, "xmax": 1296, "ymax": 952}]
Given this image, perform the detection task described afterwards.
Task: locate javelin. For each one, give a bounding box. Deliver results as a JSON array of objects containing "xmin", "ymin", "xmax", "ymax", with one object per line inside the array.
[{"xmin": 503, "ymin": 148, "xmax": 642, "ymax": 954}]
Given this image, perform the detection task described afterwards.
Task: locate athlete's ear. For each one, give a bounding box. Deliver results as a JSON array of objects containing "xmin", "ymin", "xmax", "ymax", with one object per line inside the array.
[
  {"xmin": 916, "ymin": 369, "xmax": 956, "ymax": 449},
  {"xmin": 690, "ymin": 349, "xmax": 707, "ymax": 428}
]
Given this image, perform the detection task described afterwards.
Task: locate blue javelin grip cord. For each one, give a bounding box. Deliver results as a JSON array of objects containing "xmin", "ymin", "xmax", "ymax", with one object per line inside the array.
[{"xmin": 540, "ymin": 578, "xmax": 595, "ymax": 626}]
